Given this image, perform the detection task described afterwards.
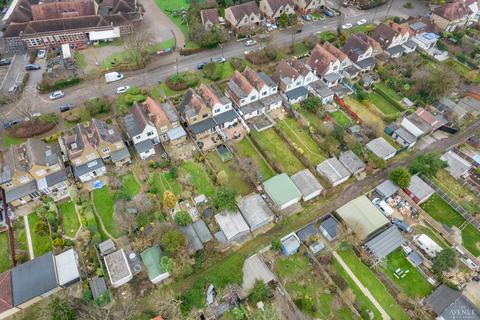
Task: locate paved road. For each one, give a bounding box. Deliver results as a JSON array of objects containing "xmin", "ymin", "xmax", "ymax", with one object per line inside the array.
[
  {"xmin": 0, "ymin": 0, "xmax": 429, "ymax": 118},
  {"xmin": 333, "ymin": 251, "xmax": 391, "ymax": 320}
]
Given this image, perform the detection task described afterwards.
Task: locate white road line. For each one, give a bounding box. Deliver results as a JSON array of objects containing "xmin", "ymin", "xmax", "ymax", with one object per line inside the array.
[{"xmin": 0, "ymin": 54, "xmax": 16, "ymax": 90}]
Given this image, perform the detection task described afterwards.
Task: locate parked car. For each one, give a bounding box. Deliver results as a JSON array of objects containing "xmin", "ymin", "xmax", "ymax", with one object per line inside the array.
[
  {"xmin": 59, "ymin": 104, "xmax": 72, "ymax": 112},
  {"xmin": 341, "ymin": 23, "xmax": 353, "ymax": 29},
  {"xmin": 197, "ymin": 62, "xmax": 207, "ymax": 70},
  {"xmin": 49, "ymin": 90, "xmax": 65, "ymax": 100},
  {"xmin": 8, "ymin": 84, "xmax": 19, "ymax": 94},
  {"xmin": 116, "ymin": 86, "xmax": 130, "ymax": 94},
  {"xmin": 372, "ymin": 197, "xmax": 394, "ymax": 216},
  {"xmin": 25, "ymin": 63, "xmax": 41, "ymax": 71},
  {"xmin": 0, "ymin": 58, "xmax": 11, "ymax": 66},
  {"xmin": 3, "ymin": 117, "xmax": 23, "ymax": 129},
  {"xmin": 302, "ymin": 14, "xmax": 312, "ymax": 21},
  {"xmin": 37, "ymin": 49, "xmax": 46, "ymax": 59},
  {"xmin": 1, "ymin": 7, "xmax": 8, "ymax": 14},
  {"xmin": 356, "ymin": 18, "xmax": 367, "ymax": 25},
  {"xmin": 392, "ymin": 218, "xmax": 412, "ymax": 233},
  {"xmin": 325, "ymin": 10, "xmax": 334, "ymax": 17},
  {"xmin": 213, "ymin": 57, "xmax": 226, "ymax": 63},
  {"xmin": 245, "ymin": 39, "xmax": 257, "ymax": 46}
]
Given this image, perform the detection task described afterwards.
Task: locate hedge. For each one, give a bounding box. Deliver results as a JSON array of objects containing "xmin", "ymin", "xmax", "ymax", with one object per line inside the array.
[
  {"xmin": 39, "ymin": 77, "xmax": 82, "ymax": 93},
  {"xmin": 373, "ymin": 85, "xmax": 405, "ymax": 112}
]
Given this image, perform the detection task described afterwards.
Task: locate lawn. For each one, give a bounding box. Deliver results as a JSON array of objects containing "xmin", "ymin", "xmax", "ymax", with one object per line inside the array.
[
  {"xmin": 277, "ymin": 118, "xmax": 327, "ymax": 165},
  {"xmin": 121, "ymin": 173, "xmax": 141, "ymax": 198},
  {"xmin": 298, "ymin": 109, "xmax": 325, "ymax": 129},
  {"xmin": 414, "ymin": 225, "xmax": 450, "ymax": 249},
  {"xmin": 153, "ymin": 0, "xmax": 197, "ymax": 48},
  {"xmin": 0, "ymin": 232, "xmax": 11, "ymax": 272},
  {"xmin": 74, "ymin": 52, "xmax": 86, "ymax": 69},
  {"xmin": 374, "ymin": 83, "xmax": 402, "ymax": 101},
  {"xmin": 276, "ymin": 254, "xmax": 355, "ymax": 319},
  {"xmin": 344, "ymin": 97, "xmax": 385, "ymax": 127},
  {"xmin": 13, "ymin": 218, "xmax": 28, "ymax": 255},
  {"xmin": 206, "ymin": 152, "xmax": 251, "ymax": 196},
  {"xmin": 101, "ymin": 38, "xmax": 176, "ymax": 68},
  {"xmin": 336, "ymin": 247, "xmax": 410, "ymax": 320},
  {"xmin": 383, "ymin": 249, "xmax": 433, "ymax": 298},
  {"xmin": 92, "ymin": 187, "xmax": 122, "ymax": 238},
  {"xmin": 150, "ymin": 172, "xmax": 182, "ymax": 198},
  {"xmin": 250, "ymin": 128, "xmax": 305, "ymax": 175},
  {"xmin": 330, "ymin": 110, "xmax": 352, "ymax": 128},
  {"xmin": 3, "ymin": 133, "xmax": 25, "ymax": 147},
  {"xmin": 432, "ymin": 170, "xmax": 480, "ymax": 215},
  {"xmin": 179, "ymin": 161, "xmax": 216, "ymax": 198},
  {"xmin": 332, "ymin": 259, "xmax": 382, "ymax": 319},
  {"xmin": 462, "ymin": 225, "xmax": 480, "ymax": 257},
  {"xmin": 28, "ymin": 214, "xmax": 52, "ymax": 257},
  {"xmin": 231, "ymin": 137, "xmax": 274, "ymax": 181},
  {"xmin": 59, "ymin": 201, "xmax": 80, "ymax": 238},
  {"xmin": 368, "ymin": 92, "xmax": 401, "ymax": 116}
]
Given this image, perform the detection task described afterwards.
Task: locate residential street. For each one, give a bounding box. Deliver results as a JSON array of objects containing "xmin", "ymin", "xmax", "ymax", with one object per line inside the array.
[{"xmin": 0, "ymin": 0, "xmax": 429, "ymax": 119}]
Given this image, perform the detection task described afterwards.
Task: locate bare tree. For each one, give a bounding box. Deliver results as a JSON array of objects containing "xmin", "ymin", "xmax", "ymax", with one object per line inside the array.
[
  {"xmin": 113, "ymin": 298, "xmax": 138, "ymax": 320},
  {"xmin": 115, "ymin": 206, "xmax": 137, "ymax": 234},
  {"xmin": 132, "ymin": 193, "xmax": 154, "ymax": 214},
  {"xmin": 155, "ymin": 290, "xmax": 183, "ymax": 320},
  {"xmin": 124, "ymin": 31, "xmax": 155, "ymax": 66}
]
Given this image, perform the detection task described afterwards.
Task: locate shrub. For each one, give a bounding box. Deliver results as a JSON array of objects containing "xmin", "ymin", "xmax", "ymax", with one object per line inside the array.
[
  {"xmin": 85, "ymin": 97, "xmax": 111, "ymax": 116},
  {"xmin": 388, "ymin": 167, "xmax": 411, "ymax": 188},
  {"xmin": 203, "ymin": 62, "xmax": 223, "ymax": 81},
  {"xmin": 174, "ymin": 211, "xmax": 192, "ymax": 226},
  {"xmin": 39, "ymin": 77, "xmax": 82, "ymax": 93},
  {"xmin": 64, "ymin": 112, "xmax": 81, "ymax": 123},
  {"xmin": 160, "ymin": 229, "xmax": 186, "ymax": 255},
  {"xmin": 249, "ymin": 280, "xmax": 271, "ymax": 303},
  {"xmin": 230, "ymin": 58, "xmax": 247, "ymax": 71},
  {"xmin": 165, "ymin": 72, "xmax": 199, "ymax": 91},
  {"xmin": 403, "ymin": 1, "xmax": 413, "ymax": 8},
  {"xmin": 38, "ymin": 113, "xmax": 59, "ymax": 124}
]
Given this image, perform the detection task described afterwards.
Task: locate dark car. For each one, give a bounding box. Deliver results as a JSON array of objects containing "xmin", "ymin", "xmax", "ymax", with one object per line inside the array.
[
  {"xmin": 0, "ymin": 58, "xmax": 11, "ymax": 66},
  {"xmin": 25, "ymin": 63, "xmax": 41, "ymax": 71},
  {"xmin": 3, "ymin": 117, "xmax": 23, "ymax": 129},
  {"xmin": 197, "ymin": 62, "xmax": 207, "ymax": 70},
  {"xmin": 59, "ymin": 103, "xmax": 72, "ymax": 112}
]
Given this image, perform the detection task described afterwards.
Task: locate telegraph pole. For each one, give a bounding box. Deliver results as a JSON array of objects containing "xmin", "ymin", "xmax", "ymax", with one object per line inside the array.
[{"xmin": 1, "ymin": 188, "xmax": 16, "ymax": 267}]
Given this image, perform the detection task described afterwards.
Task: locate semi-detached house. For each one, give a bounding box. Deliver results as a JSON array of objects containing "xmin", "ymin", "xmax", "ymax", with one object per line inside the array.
[
  {"xmin": 307, "ymin": 44, "xmax": 342, "ymax": 87},
  {"xmin": 224, "ymin": 1, "xmax": 261, "ymax": 30},
  {"xmin": 341, "ymin": 33, "xmax": 378, "ymax": 72},
  {"xmin": 293, "ymin": 0, "xmax": 324, "ymax": 13},
  {"xmin": 87, "ymin": 119, "xmax": 131, "ymax": 167},
  {"xmin": 371, "ymin": 22, "xmax": 416, "ymax": 58},
  {"xmin": 323, "ymin": 41, "xmax": 359, "ymax": 79},
  {"xmin": 226, "ymin": 68, "xmax": 281, "ymax": 120},
  {"xmin": 272, "ymin": 59, "xmax": 317, "ymax": 103},
  {"xmin": 260, "ymin": 0, "xmax": 295, "ymax": 20},
  {"xmin": 61, "ymin": 124, "xmax": 106, "ymax": 183},
  {"xmin": 123, "ymin": 103, "xmax": 160, "ymax": 160},
  {"xmin": 431, "ymin": 0, "xmax": 479, "ymax": 32}
]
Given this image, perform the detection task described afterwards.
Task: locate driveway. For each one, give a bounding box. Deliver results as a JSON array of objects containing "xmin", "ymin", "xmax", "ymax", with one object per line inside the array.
[
  {"xmin": 0, "ymin": 52, "xmax": 28, "ymax": 95},
  {"xmin": 139, "ymin": 0, "xmax": 185, "ymax": 48}
]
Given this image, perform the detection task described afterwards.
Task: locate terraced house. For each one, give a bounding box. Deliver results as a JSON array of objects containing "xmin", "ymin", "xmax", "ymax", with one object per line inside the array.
[
  {"xmin": 86, "ymin": 119, "xmax": 131, "ymax": 167},
  {"xmin": 60, "ymin": 124, "xmax": 106, "ymax": 183},
  {"xmin": 0, "ymin": 146, "xmax": 39, "ymax": 207},
  {"xmin": 226, "ymin": 68, "xmax": 281, "ymax": 120},
  {"xmin": 2, "ymin": 0, "xmax": 142, "ymax": 53}
]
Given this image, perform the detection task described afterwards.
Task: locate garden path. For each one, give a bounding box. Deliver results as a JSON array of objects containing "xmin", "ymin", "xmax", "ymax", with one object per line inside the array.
[{"xmin": 23, "ymin": 215, "xmax": 34, "ymax": 260}]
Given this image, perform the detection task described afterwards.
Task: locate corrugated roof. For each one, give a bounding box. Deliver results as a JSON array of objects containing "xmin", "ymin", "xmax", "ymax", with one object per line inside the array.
[
  {"xmin": 375, "ymin": 180, "xmax": 399, "ymax": 198},
  {"xmin": 290, "ymin": 169, "xmax": 323, "ymax": 198},
  {"xmin": 366, "ymin": 137, "xmax": 396, "ymax": 160},
  {"xmin": 263, "ymin": 173, "xmax": 302, "ymax": 208},
  {"xmin": 215, "ymin": 210, "xmax": 250, "ymax": 241},
  {"xmin": 339, "ymin": 150, "xmax": 365, "ymax": 174},
  {"xmin": 365, "ymin": 225, "xmax": 405, "ymax": 260},
  {"xmin": 238, "ymin": 193, "xmax": 274, "ymax": 231}
]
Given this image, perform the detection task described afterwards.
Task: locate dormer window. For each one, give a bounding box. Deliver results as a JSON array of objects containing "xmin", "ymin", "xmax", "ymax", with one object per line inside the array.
[
  {"xmin": 102, "ymin": 147, "xmax": 111, "ymax": 154},
  {"xmin": 87, "ymin": 160, "xmax": 98, "ymax": 168},
  {"xmin": 4, "ymin": 181, "xmax": 13, "ymax": 188}
]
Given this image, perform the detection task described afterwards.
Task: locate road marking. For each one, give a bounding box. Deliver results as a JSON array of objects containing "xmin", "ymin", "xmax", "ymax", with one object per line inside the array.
[{"xmin": 0, "ymin": 54, "xmax": 16, "ymax": 90}]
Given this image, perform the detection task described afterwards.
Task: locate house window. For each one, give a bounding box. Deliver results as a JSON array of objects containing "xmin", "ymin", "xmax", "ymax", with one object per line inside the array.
[
  {"xmin": 250, "ymin": 95, "xmax": 256, "ymax": 101},
  {"xmin": 262, "ymin": 91, "xmax": 267, "ymax": 96},
  {"xmin": 251, "ymin": 16, "xmax": 255, "ymax": 21},
  {"xmin": 214, "ymin": 108, "xmax": 221, "ymax": 114},
  {"xmin": 147, "ymin": 131, "xmax": 154, "ymax": 136},
  {"xmin": 35, "ymin": 169, "xmax": 47, "ymax": 176},
  {"xmin": 202, "ymin": 113, "xmax": 208, "ymax": 118}
]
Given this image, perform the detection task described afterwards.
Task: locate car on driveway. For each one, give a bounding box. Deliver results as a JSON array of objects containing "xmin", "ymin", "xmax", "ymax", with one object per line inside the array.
[
  {"xmin": 341, "ymin": 23, "xmax": 353, "ymax": 29},
  {"xmin": 213, "ymin": 57, "xmax": 226, "ymax": 63},
  {"xmin": 0, "ymin": 58, "xmax": 11, "ymax": 66},
  {"xmin": 37, "ymin": 49, "xmax": 46, "ymax": 59},
  {"xmin": 49, "ymin": 90, "xmax": 65, "ymax": 100},
  {"xmin": 357, "ymin": 18, "xmax": 367, "ymax": 25},
  {"xmin": 59, "ymin": 104, "xmax": 72, "ymax": 112},
  {"xmin": 197, "ymin": 62, "xmax": 207, "ymax": 70},
  {"xmin": 245, "ymin": 39, "xmax": 257, "ymax": 46},
  {"xmin": 116, "ymin": 86, "xmax": 130, "ymax": 94},
  {"xmin": 25, "ymin": 63, "xmax": 41, "ymax": 71}
]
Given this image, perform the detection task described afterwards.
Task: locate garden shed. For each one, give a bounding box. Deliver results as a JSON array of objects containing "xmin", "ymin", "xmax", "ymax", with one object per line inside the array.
[
  {"xmin": 366, "ymin": 137, "xmax": 397, "ymax": 161},
  {"xmin": 242, "ymin": 254, "xmax": 275, "ymax": 292},
  {"xmin": 336, "ymin": 195, "xmax": 390, "ymax": 241},
  {"xmin": 140, "ymin": 246, "xmax": 170, "ymax": 284},
  {"xmin": 263, "ymin": 173, "xmax": 302, "ymax": 210},
  {"xmin": 339, "ymin": 150, "xmax": 366, "ymax": 175},
  {"xmin": 404, "ymin": 175, "xmax": 434, "ymax": 204},
  {"xmin": 364, "ymin": 225, "xmax": 406, "ymax": 261},
  {"xmin": 215, "ymin": 210, "xmax": 250, "ymax": 243},
  {"xmin": 290, "ymin": 169, "xmax": 324, "ymax": 201},
  {"xmin": 238, "ymin": 193, "xmax": 274, "ymax": 232},
  {"xmin": 280, "ymin": 233, "xmax": 301, "ymax": 256},
  {"xmin": 375, "ymin": 180, "xmax": 399, "ymax": 199}
]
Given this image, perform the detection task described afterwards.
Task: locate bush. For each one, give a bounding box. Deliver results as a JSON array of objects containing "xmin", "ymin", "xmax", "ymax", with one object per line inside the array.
[
  {"xmin": 39, "ymin": 77, "xmax": 82, "ymax": 93},
  {"xmin": 85, "ymin": 97, "xmax": 111, "ymax": 116},
  {"xmin": 245, "ymin": 48, "xmax": 277, "ymax": 65},
  {"xmin": 174, "ymin": 211, "xmax": 192, "ymax": 226},
  {"xmin": 403, "ymin": 1, "xmax": 413, "ymax": 8},
  {"xmin": 165, "ymin": 72, "xmax": 199, "ymax": 91},
  {"xmin": 230, "ymin": 58, "xmax": 247, "ymax": 71},
  {"xmin": 249, "ymin": 281, "xmax": 271, "ymax": 303},
  {"xmin": 38, "ymin": 113, "xmax": 59, "ymax": 124},
  {"xmin": 160, "ymin": 229, "xmax": 186, "ymax": 255},
  {"xmin": 203, "ymin": 62, "xmax": 223, "ymax": 81}
]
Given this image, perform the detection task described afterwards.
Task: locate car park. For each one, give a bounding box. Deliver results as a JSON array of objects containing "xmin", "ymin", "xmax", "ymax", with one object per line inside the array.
[
  {"xmin": 37, "ymin": 49, "xmax": 46, "ymax": 59},
  {"xmin": 0, "ymin": 58, "xmax": 11, "ymax": 66},
  {"xmin": 245, "ymin": 39, "xmax": 257, "ymax": 46},
  {"xmin": 49, "ymin": 90, "xmax": 65, "ymax": 100},
  {"xmin": 341, "ymin": 23, "xmax": 353, "ymax": 29},
  {"xmin": 197, "ymin": 62, "xmax": 207, "ymax": 70},
  {"xmin": 357, "ymin": 18, "xmax": 367, "ymax": 25},
  {"xmin": 25, "ymin": 63, "xmax": 41, "ymax": 71},
  {"xmin": 116, "ymin": 86, "xmax": 131, "ymax": 94},
  {"xmin": 59, "ymin": 104, "xmax": 72, "ymax": 112}
]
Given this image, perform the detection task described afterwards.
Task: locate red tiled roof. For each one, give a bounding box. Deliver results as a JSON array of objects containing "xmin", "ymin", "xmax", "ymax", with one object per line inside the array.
[
  {"xmin": 264, "ymin": 0, "xmax": 294, "ymax": 14},
  {"xmin": 201, "ymin": 8, "xmax": 219, "ymax": 25},
  {"xmin": 144, "ymin": 97, "xmax": 170, "ymax": 127},
  {"xmin": 243, "ymin": 67, "xmax": 266, "ymax": 91},
  {"xmin": 231, "ymin": 70, "xmax": 255, "ymax": 95},
  {"xmin": 433, "ymin": 1, "xmax": 472, "ymax": 21},
  {"xmin": 31, "ymin": 0, "xmax": 95, "ymax": 21},
  {"xmin": 415, "ymin": 108, "xmax": 442, "ymax": 128},
  {"xmin": 198, "ymin": 83, "xmax": 222, "ymax": 108},
  {"xmin": 307, "ymin": 44, "xmax": 337, "ymax": 76},
  {"xmin": 0, "ymin": 271, "xmax": 13, "ymax": 314},
  {"xmin": 272, "ymin": 61, "xmax": 300, "ymax": 82},
  {"xmin": 227, "ymin": 1, "xmax": 260, "ymax": 21},
  {"xmin": 323, "ymin": 42, "xmax": 348, "ymax": 62}
]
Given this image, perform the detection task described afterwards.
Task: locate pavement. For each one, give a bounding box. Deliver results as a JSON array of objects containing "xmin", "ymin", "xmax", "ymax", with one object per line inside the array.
[{"xmin": 0, "ymin": 0, "xmax": 429, "ymax": 118}]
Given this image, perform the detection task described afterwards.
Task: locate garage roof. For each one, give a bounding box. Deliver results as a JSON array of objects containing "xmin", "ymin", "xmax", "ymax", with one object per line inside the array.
[
  {"xmin": 364, "ymin": 225, "xmax": 406, "ymax": 260},
  {"xmin": 263, "ymin": 173, "xmax": 302, "ymax": 208}
]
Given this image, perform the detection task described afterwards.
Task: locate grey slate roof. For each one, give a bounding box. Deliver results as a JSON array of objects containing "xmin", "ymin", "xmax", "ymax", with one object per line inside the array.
[
  {"xmin": 27, "ymin": 139, "xmax": 59, "ymax": 166},
  {"xmin": 365, "ymin": 225, "xmax": 405, "ymax": 260},
  {"xmin": 89, "ymin": 277, "xmax": 108, "ymax": 300},
  {"xmin": 133, "ymin": 139, "xmax": 154, "ymax": 154},
  {"xmin": 316, "ymin": 157, "xmax": 350, "ymax": 185},
  {"xmin": 407, "ymin": 250, "xmax": 423, "ymax": 267},
  {"xmin": 192, "ymin": 219, "xmax": 213, "ymax": 243},
  {"xmin": 257, "ymin": 72, "xmax": 276, "ymax": 88},
  {"xmin": 296, "ymin": 223, "xmax": 317, "ymax": 241},
  {"xmin": 238, "ymin": 193, "xmax": 274, "ymax": 232},
  {"xmin": 180, "ymin": 224, "xmax": 203, "ymax": 251},
  {"xmin": 167, "ymin": 126, "xmax": 187, "ymax": 141},
  {"xmin": 394, "ymin": 127, "xmax": 417, "ymax": 144},
  {"xmin": 239, "ymin": 100, "xmax": 264, "ymax": 115},
  {"xmin": 339, "ymin": 150, "xmax": 366, "ymax": 174},
  {"xmin": 285, "ymin": 86, "xmax": 308, "ymax": 100},
  {"xmin": 320, "ymin": 216, "xmax": 339, "ymax": 239},
  {"xmin": 309, "ymin": 80, "xmax": 334, "ymax": 98},
  {"xmin": 386, "ymin": 45, "xmax": 406, "ymax": 55},
  {"xmin": 123, "ymin": 104, "xmax": 150, "ymax": 137},
  {"xmin": 72, "ymin": 158, "xmax": 104, "ymax": 179},
  {"xmin": 366, "ymin": 137, "xmax": 396, "ymax": 159},
  {"xmin": 375, "ymin": 180, "xmax": 399, "ymax": 198},
  {"xmin": 191, "ymin": 118, "xmax": 217, "ymax": 135},
  {"xmin": 442, "ymin": 295, "xmax": 480, "ymax": 320},
  {"xmin": 425, "ymin": 285, "xmax": 462, "ymax": 316},
  {"xmin": 11, "ymin": 252, "xmax": 57, "ymax": 306},
  {"xmin": 323, "ymin": 72, "xmax": 342, "ymax": 82},
  {"xmin": 355, "ymin": 57, "xmax": 375, "ymax": 69},
  {"xmin": 110, "ymin": 147, "xmax": 131, "ymax": 163},
  {"xmin": 5, "ymin": 180, "xmax": 38, "ymax": 203},
  {"xmin": 213, "ymin": 109, "xmax": 238, "ymax": 125},
  {"xmin": 161, "ymin": 102, "xmax": 179, "ymax": 123},
  {"xmin": 44, "ymin": 168, "xmax": 68, "ymax": 187},
  {"xmin": 290, "ymin": 169, "xmax": 323, "ymax": 198}
]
